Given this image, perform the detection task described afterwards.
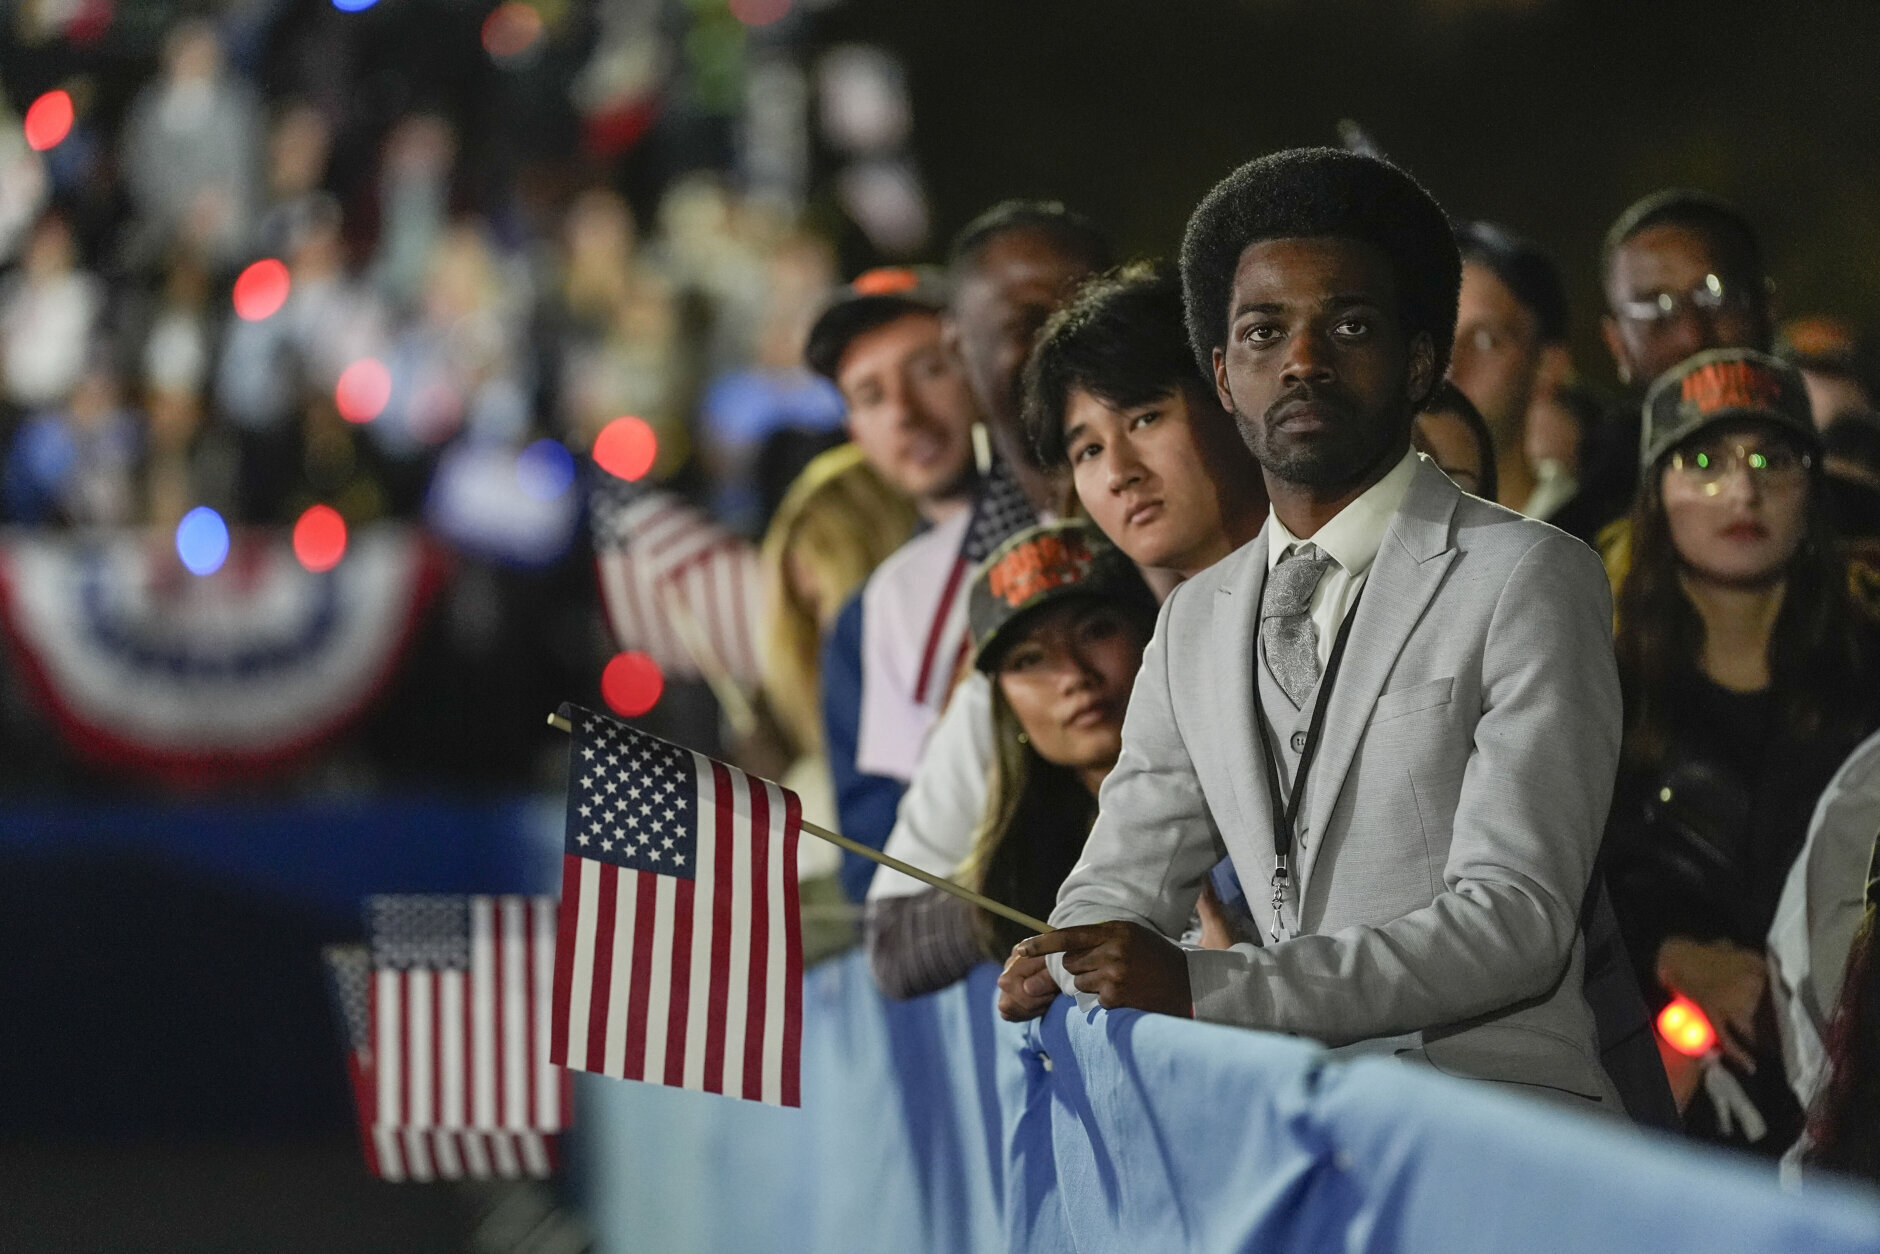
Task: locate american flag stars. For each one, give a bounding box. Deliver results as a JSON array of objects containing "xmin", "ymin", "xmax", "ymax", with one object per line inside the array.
[{"xmin": 560, "ymin": 713, "xmax": 702, "ymax": 878}]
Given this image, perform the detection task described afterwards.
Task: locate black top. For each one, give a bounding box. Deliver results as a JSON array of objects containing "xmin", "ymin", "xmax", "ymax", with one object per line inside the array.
[
  {"xmin": 1607, "ymin": 675, "xmax": 1862, "ymax": 967},
  {"xmin": 1606, "ymin": 670, "xmax": 1878, "ymax": 1151}
]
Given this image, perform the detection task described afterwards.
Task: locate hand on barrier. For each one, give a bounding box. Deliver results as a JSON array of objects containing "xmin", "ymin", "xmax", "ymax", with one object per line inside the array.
[
  {"xmin": 1016, "ymin": 921, "xmax": 1193, "ymax": 1018},
  {"xmin": 998, "ymin": 951, "xmax": 1059, "ymax": 1021}
]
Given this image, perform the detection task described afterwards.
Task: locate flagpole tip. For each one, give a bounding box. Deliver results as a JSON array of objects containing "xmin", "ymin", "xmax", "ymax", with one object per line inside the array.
[{"xmin": 547, "ymin": 712, "xmax": 573, "ymax": 733}]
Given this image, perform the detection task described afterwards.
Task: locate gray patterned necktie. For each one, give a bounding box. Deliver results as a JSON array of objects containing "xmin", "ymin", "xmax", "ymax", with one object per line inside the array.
[{"xmin": 1261, "ymin": 543, "xmax": 1333, "ymax": 708}]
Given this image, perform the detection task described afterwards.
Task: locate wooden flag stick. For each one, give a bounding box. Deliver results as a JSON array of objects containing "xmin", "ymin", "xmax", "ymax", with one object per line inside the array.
[{"xmin": 547, "ymin": 711, "xmax": 1052, "ymax": 935}]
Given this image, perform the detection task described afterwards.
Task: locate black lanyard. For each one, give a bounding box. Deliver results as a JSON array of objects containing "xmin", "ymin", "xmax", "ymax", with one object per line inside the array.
[{"xmin": 1249, "ymin": 591, "xmax": 1362, "ymax": 938}]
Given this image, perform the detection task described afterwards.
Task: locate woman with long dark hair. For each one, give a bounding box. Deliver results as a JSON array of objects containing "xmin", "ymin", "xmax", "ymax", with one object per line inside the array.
[
  {"xmin": 1607, "ymin": 348, "xmax": 1880, "ymax": 1153},
  {"xmin": 864, "ymin": 520, "xmax": 1159, "ymax": 996},
  {"xmin": 956, "ymin": 524, "xmax": 1159, "ymax": 955}
]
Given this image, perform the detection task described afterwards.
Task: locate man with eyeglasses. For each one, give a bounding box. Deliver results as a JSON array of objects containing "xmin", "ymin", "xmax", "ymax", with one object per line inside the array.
[{"xmin": 1552, "ymin": 190, "xmax": 1775, "ymax": 544}]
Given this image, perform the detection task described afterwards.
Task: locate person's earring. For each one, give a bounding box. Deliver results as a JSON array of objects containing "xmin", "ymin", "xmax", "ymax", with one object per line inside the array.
[{"xmin": 1016, "ymin": 731, "xmax": 1029, "ymax": 745}]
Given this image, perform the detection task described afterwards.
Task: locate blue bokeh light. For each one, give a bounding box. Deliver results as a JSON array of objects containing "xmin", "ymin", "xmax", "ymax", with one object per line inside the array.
[
  {"xmin": 516, "ymin": 438, "xmax": 577, "ymax": 501},
  {"xmin": 176, "ymin": 507, "xmax": 230, "ymax": 576},
  {"xmin": 331, "ymin": 0, "xmax": 379, "ymax": 12}
]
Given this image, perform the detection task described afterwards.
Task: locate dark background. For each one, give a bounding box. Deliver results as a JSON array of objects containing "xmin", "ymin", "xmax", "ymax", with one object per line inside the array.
[{"xmin": 839, "ymin": 0, "xmax": 1880, "ymax": 377}]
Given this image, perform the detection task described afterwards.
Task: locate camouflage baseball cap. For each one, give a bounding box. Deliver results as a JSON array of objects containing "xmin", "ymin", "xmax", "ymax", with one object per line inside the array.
[
  {"xmin": 1640, "ymin": 347, "xmax": 1819, "ymax": 470},
  {"xmin": 968, "ymin": 520, "xmax": 1155, "ymax": 673}
]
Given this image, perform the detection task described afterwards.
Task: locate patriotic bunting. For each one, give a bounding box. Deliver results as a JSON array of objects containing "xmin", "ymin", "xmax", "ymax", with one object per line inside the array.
[{"xmin": 0, "ymin": 525, "xmax": 442, "ymax": 786}]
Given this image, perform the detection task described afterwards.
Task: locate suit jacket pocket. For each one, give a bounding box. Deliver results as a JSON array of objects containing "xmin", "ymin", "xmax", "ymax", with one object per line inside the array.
[
  {"xmin": 1414, "ymin": 1023, "xmax": 1607, "ymax": 1099},
  {"xmin": 1371, "ymin": 676, "xmax": 1455, "ymax": 724}
]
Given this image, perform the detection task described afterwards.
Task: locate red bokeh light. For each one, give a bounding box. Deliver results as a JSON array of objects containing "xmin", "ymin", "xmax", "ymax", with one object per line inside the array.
[
  {"xmin": 602, "ymin": 651, "xmax": 664, "ymax": 718},
  {"xmin": 1656, "ymin": 995, "xmax": 1717, "ymax": 1058},
  {"xmin": 293, "ymin": 504, "xmax": 348, "ymax": 572},
  {"xmin": 482, "ymin": 2, "xmax": 543, "ymax": 59},
  {"xmin": 23, "ymin": 91, "xmax": 74, "ymax": 152},
  {"xmin": 335, "ymin": 358, "xmax": 392, "ymax": 424},
  {"xmin": 232, "ymin": 259, "xmax": 291, "ymax": 321},
  {"xmin": 592, "ymin": 416, "xmax": 657, "ymax": 482}
]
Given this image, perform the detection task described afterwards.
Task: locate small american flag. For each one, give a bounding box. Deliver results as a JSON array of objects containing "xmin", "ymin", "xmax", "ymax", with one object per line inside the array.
[
  {"xmin": 324, "ymin": 895, "xmax": 572, "ymax": 1182},
  {"xmin": 591, "ymin": 486, "xmax": 763, "ymax": 687},
  {"xmin": 914, "ymin": 457, "xmax": 1038, "ymax": 704},
  {"xmin": 550, "ymin": 704, "xmax": 803, "ymax": 1105}
]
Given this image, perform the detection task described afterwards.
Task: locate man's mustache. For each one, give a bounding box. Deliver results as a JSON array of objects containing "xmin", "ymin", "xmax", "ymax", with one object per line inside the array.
[{"xmin": 1264, "ymin": 384, "xmax": 1355, "ymax": 427}]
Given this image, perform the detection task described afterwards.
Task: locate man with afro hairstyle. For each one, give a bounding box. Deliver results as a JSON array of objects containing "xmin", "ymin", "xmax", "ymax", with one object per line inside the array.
[{"xmin": 1003, "ymin": 149, "xmax": 1627, "ymax": 1113}]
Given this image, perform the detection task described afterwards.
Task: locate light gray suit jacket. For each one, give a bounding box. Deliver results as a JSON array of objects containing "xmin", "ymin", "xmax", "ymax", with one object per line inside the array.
[{"xmin": 1049, "ymin": 457, "xmax": 1624, "ymax": 1102}]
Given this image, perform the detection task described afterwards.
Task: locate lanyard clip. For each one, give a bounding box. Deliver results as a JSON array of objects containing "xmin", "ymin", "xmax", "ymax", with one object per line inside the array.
[{"xmin": 1268, "ymin": 856, "xmax": 1291, "ymax": 942}]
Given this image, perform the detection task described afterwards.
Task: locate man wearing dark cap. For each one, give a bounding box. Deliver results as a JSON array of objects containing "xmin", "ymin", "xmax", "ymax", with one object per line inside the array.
[
  {"xmin": 1450, "ymin": 220, "xmax": 1574, "ymax": 518},
  {"xmin": 802, "ymin": 266, "xmax": 978, "ymax": 519},
  {"xmin": 1553, "ymin": 189, "xmax": 1775, "ymax": 543},
  {"xmin": 1002, "ymin": 148, "xmax": 1627, "ymax": 1112},
  {"xmin": 804, "ymin": 268, "xmax": 983, "ymax": 889}
]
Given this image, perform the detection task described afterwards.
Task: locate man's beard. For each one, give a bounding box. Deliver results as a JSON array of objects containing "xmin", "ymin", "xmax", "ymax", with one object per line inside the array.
[{"xmin": 1236, "ymin": 383, "xmax": 1380, "ymax": 489}]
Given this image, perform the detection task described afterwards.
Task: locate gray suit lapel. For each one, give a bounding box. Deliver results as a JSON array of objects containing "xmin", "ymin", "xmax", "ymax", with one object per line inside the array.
[
  {"xmin": 1297, "ymin": 460, "xmax": 1460, "ymax": 898},
  {"xmin": 1213, "ymin": 525, "xmax": 1274, "ymax": 868}
]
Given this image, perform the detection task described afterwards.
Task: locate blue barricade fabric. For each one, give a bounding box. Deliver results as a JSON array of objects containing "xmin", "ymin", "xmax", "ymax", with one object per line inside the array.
[
  {"xmin": 1016, "ymin": 999, "xmax": 1880, "ymax": 1253},
  {"xmin": 576, "ymin": 953, "xmax": 1010, "ymax": 1251},
  {"xmin": 579, "ymin": 950, "xmax": 1880, "ymax": 1254}
]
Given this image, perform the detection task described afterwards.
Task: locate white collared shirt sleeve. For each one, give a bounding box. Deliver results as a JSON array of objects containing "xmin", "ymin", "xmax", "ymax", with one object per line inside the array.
[{"xmin": 867, "ymin": 671, "xmax": 996, "ymax": 900}]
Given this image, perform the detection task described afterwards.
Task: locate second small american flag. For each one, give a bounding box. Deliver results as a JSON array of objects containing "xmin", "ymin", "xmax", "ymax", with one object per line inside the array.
[{"xmin": 549, "ymin": 704, "xmax": 803, "ymax": 1106}]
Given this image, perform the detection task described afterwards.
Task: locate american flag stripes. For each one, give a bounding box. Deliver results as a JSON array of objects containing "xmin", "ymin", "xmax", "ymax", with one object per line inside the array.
[
  {"xmin": 913, "ymin": 457, "xmax": 1038, "ymax": 704},
  {"xmin": 550, "ymin": 705, "xmax": 803, "ymax": 1105},
  {"xmin": 323, "ymin": 895, "xmax": 572, "ymax": 1182},
  {"xmin": 592, "ymin": 487, "xmax": 763, "ymax": 687}
]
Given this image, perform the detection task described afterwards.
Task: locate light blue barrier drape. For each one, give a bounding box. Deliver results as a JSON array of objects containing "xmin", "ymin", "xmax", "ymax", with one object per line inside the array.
[{"xmin": 576, "ymin": 949, "xmax": 1880, "ymax": 1254}]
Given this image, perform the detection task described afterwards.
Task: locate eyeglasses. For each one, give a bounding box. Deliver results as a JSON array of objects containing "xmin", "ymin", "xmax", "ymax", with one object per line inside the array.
[
  {"xmin": 1668, "ymin": 441, "xmax": 1812, "ymax": 494},
  {"xmin": 1616, "ymin": 273, "xmax": 1755, "ymax": 327}
]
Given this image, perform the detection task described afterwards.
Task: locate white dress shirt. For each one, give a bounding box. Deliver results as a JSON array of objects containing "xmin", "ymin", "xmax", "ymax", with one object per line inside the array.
[
  {"xmin": 866, "ymin": 670, "xmax": 994, "ymax": 900},
  {"xmin": 1264, "ymin": 448, "xmax": 1422, "ymax": 666}
]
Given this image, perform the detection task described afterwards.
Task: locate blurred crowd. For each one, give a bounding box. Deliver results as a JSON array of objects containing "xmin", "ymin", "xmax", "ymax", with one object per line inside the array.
[
  {"xmin": 0, "ymin": 12, "xmax": 878, "ymax": 792},
  {"xmin": 0, "ymin": 19, "xmax": 850, "ymax": 536}
]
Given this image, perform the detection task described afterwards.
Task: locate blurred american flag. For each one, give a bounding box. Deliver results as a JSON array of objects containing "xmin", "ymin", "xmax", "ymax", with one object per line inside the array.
[
  {"xmin": 592, "ymin": 488, "xmax": 763, "ymax": 688},
  {"xmin": 325, "ymin": 894, "xmax": 571, "ymax": 1181}
]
